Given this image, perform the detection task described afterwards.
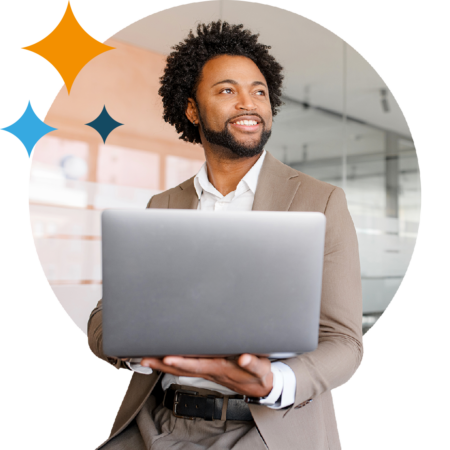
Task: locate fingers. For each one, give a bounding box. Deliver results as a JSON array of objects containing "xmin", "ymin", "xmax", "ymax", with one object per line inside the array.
[
  {"xmin": 165, "ymin": 356, "xmax": 234, "ymax": 380},
  {"xmin": 141, "ymin": 357, "xmax": 205, "ymax": 378},
  {"xmin": 140, "ymin": 356, "xmax": 236, "ymax": 380},
  {"xmin": 163, "ymin": 356, "xmax": 228, "ymax": 376},
  {"xmin": 162, "ymin": 356, "xmax": 201, "ymax": 373}
]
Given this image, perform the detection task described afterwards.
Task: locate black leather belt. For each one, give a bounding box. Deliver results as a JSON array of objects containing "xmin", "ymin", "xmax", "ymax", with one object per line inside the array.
[{"xmin": 163, "ymin": 384, "xmax": 253, "ymax": 421}]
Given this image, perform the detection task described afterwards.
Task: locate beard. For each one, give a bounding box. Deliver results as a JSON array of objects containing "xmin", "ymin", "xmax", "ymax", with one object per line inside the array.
[{"xmin": 197, "ymin": 110, "xmax": 271, "ymax": 159}]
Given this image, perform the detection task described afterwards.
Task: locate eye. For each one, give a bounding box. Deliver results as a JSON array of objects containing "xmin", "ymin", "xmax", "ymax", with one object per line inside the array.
[
  {"xmin": 221, "ymin": 88, "xmax": 233, "ymax": 94},
  {"xmin": 255, "ymin": 90, "xmax": 266, "ymax": 96}
]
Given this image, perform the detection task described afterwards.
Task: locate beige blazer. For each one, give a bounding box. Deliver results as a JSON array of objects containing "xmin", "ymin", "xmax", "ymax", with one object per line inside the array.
[{"xmin": 88, "ymin": 152, "xmax": 363, "ymax": 450}]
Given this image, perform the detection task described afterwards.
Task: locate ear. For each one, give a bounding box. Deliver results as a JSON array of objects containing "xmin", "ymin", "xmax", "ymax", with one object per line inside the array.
[{"xmin": 185, "ymin": 98, "xmax": 199, "ymax": 126}]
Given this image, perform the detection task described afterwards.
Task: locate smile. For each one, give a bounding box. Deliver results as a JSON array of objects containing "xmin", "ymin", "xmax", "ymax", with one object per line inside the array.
[
  {"xmin": 229, "ymin": 120, "xmax": 260, "ymax": 131},
  {"xmin": 233, "ymin": 119, "xmax": 258, "ymax": 126}
]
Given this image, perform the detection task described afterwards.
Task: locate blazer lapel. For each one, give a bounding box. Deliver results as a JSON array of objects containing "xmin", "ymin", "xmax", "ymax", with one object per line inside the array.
[
  {"xmin": 166, "ymin": 152, "xmax": 300, "ymax": 211},
  {"xmin": 168, "ymin": 176, "xmax": 199, "ymax": 209},
  {"xmin": 252, "ymin": 152, "xmax": 301, "ymax": 211}
]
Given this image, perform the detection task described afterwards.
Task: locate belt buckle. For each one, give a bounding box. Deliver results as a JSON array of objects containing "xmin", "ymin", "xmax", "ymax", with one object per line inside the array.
[{"xmin": 172, "ymin": 389, "xmax": 198, "ymax": 420}]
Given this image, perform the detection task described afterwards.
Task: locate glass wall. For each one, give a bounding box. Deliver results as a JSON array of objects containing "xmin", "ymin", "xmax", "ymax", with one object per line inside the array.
[{"xmin": 267, "ymin": 83, "xmax": 420, "ymax": 334}]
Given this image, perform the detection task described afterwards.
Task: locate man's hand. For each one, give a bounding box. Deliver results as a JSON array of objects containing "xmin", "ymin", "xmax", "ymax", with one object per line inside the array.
[{"xmin": 140, "ymin": 354, "xmax": 273, "ymax": 398}]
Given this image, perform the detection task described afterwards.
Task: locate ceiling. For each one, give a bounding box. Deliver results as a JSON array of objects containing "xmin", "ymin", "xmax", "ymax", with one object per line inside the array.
[
  {"xmin": 113, "ymin": 0, "xmax": 412, "ymax": 140},
  {"xmin": 274, "ymin": 0, "xmax": 450, "ymax": 140}
]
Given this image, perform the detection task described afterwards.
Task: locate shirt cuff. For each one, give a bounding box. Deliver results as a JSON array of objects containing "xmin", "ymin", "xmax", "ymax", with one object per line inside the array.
[
  {"xmin": 263, "ymin": 362, "xmax": 296, "ymax": 409},
  {"xmin": 125, "ymin": 358, "xmax": 153, "ymax": 375}
]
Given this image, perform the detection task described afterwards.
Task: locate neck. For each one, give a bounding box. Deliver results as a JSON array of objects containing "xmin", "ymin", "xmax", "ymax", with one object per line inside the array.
[{"xmin": 203, "ymin": 145, "xmax": 263, "ymax": 196}]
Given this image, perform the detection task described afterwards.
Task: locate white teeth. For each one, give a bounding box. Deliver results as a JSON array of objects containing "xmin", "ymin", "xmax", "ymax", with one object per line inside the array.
[{"xmin": 234, "ymin": 120, "xmax": 257, "ymax": 125}]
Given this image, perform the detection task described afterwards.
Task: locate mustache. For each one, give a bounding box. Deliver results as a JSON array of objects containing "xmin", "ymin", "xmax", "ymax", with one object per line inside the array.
[{"xmin": 226, "ymin": 113, "xmax": 265, "ymax": 126}]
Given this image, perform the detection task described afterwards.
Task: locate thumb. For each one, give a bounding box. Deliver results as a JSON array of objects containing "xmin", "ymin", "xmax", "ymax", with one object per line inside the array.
[{"xmin": 237, "ymin": 354, "xmax": 267, "ymax": 377}]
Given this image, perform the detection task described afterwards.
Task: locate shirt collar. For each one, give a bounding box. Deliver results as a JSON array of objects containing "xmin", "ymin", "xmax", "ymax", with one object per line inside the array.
[{"xmin": 194, "ymin": 150, "xmax": 266, "ymax": 200}]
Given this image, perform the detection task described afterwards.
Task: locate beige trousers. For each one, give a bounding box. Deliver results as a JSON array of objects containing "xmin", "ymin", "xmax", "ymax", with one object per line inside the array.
[{"xmin": 103, "ymin": 394, "xmax": 268, "ymax": 450}]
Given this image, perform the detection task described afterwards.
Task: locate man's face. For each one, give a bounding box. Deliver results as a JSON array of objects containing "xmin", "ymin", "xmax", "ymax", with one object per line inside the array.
[{"xmin": 190, "ymin": 55, "xmax": 273, "ymax": 158}]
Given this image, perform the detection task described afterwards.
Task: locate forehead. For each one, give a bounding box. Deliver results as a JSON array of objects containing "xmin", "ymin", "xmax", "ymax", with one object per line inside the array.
[{"xmin": 199, "ymin": 55, "xmax": 266, "ymax": 87}]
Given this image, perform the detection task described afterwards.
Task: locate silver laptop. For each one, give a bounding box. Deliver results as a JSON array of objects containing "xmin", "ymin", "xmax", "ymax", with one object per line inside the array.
[{"xmin": 101, "ymin": 209, "xmax": 326, "ymax": 358}]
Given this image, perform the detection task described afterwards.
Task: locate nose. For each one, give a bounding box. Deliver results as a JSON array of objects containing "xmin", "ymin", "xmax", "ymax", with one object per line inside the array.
[{"xmin": 235, "ymin": 90, "xmax": 257, "ymax": 111}]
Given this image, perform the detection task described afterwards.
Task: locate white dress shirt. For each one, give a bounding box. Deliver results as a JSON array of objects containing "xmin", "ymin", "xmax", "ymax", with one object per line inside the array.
[{"xmin": 127, "ymin": 150, "xmax": 296, "ymax": 409}]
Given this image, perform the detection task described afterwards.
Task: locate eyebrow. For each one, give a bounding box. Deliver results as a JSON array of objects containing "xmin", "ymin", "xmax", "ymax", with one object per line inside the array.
[{"xmin": 211, "ymin": 79, "xmax": 268, "ymax": 88}]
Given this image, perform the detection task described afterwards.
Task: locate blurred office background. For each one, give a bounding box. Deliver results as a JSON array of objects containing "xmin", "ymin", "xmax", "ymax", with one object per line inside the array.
[{"xmin": 24, "ymin": 0, "xmax": 450, "ymax": 339}]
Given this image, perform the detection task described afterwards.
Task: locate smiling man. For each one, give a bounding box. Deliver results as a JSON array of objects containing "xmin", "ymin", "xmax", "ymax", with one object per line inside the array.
[{"xmin": 88, "ymin": 21, "xmax": 363, "ymax": 450}]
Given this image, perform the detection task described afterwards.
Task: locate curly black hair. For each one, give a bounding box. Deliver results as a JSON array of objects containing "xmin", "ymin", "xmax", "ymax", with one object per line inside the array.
[{"xmin": 158, "ymin": 21, "xmax": 284, "ymax": 144}]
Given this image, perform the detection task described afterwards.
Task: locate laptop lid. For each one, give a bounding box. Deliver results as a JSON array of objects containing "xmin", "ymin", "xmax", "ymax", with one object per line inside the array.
[{"xmin": 101, "ymin": 209, "xmax": 325, "ymax": 358}]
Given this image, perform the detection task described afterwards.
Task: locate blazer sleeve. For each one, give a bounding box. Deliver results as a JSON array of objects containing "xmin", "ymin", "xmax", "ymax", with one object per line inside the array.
[
  {"xmin": 87, "ymin": 299, "xmax": 130, "ymax": 370},
  {"xmin": 86, "ymin": 196, "xmax": 160, "ymax": 369},
  {"xmin": 281, "ymin": 186, "xmax": 363, "ymax": 409}
]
